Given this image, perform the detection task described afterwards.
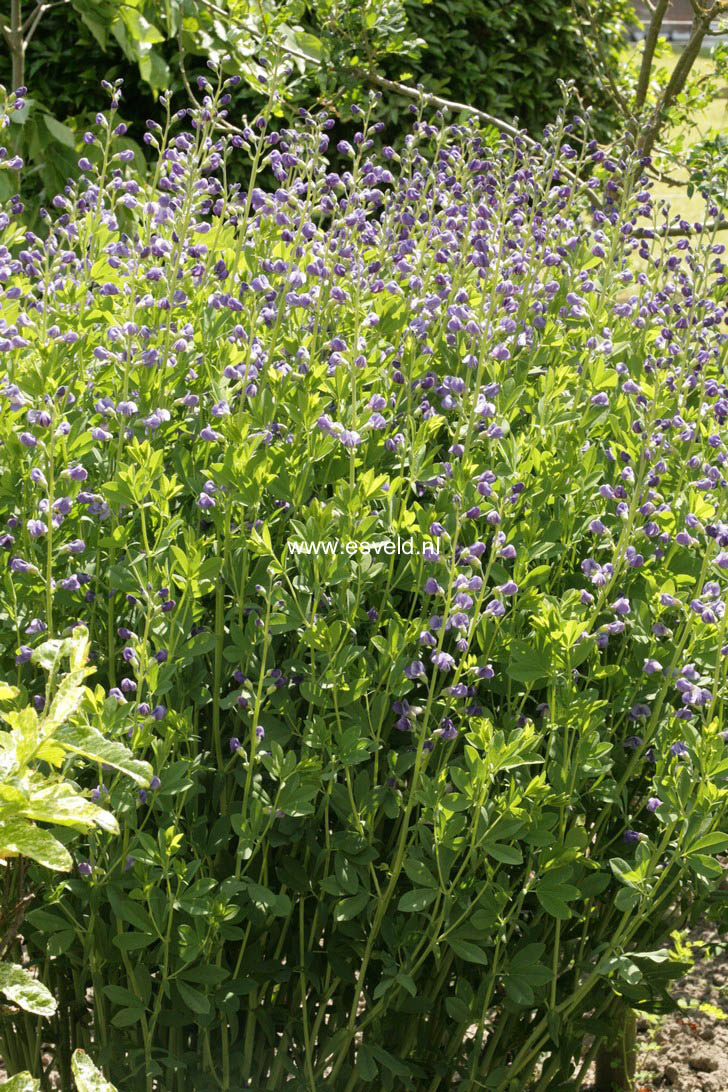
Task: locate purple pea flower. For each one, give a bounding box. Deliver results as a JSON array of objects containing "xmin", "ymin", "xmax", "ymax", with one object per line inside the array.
[
  {"xmin": 404, "ymin": 661, "xmax": 425, "ymax": 679},
  {"xmin": 646, "ymin": 797, "xmax": 662, "ymax": 812},
  {"xmin": 643, "ymin": 658, "xmax": 662, "ymax": 675},
  {"xmin": 431, "ymin": 651, "xmax": 455, "ymax": 672},
  {"xmin": 200, "ymin": 426, "xmax": 222, "ymax": 442},
  {"xmin": 670, "ymin": 741, "xmax": 688, "ymax": 757}
]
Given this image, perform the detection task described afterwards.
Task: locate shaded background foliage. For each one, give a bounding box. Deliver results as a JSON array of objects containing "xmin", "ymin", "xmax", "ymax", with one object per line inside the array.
[{"xmin": 0, "ymin": 0, "xmax": 637, "ymax": 216}]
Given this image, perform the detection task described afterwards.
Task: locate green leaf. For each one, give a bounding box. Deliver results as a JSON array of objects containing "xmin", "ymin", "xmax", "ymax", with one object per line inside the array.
[
  {"xmin": 504, "ymin": 973, "xmax": 534, "ymax": 1005},
  {"xmin": 614, "ymin": 887, "xmax": 640, "ymax": 911},
  {"xmin": 112, "ymin": 932, "xmax": 156, "ymax": 952},
  {"xmin": 0, "ymin": 819, "xmax": 72, "ymax": 871},
  {"xmin": 508, "ymin": 943, "xmax": 546, "ymax": 971},
  {"xmin": 176, "ymin": 979, "xmax": 210, "ymax": 1015},
  {"xmin": 42, "ymin": 115, "xmax": 76, "ymax": 148},
  {"xmin": 334, "ymin": 891, "xmax": 369, "ymax": 921},
  {"xmin": 109, "ymin": 1007, "xmax": 145, "ymax": 1029},
  {"xmin": 687, "ymin": 831, "xmax": 728, "ymax": 856},
  {"xmin": 120, "ymin": 8, "xmax": 165, "ymax": 45},
  {"xmin": 484, "ymin": 842, "xmax": 523, "ymax": 865},
  {"xmin": 107, "ymin": 890, "xmax": 156, "ymax": 935},
  {"xmin": 0, "ymin": 1074, "xmax": 41, "ymax": 1091},
  {"xmin": 102, "ymin": 985, "xmax": 141, "ymax": 1008},
  {"xmin": 397, "ymin": 887, "xmax": 437, "ymax": 912},
  {"xmin": 402, "ymin": 857, "xmax": 438, "ymax": 888},
  {"xmin": 54, "ymin": 724, "xmax": 151, "ymax": 786},
  {"xmin": 446, "ymin": 937, "xmax": 489, "ymax": 964},
  {"xmin": 445, "ymin": 995, "xmax": 471, "ymax": 1022},
  {"xmin": 356, "ymin": 1043, "xmax": 378, "ymax": 1082},
  {"xmin": 367, "ymin": 1044, "xmax": 411, "ymax": 1077},
  {"xmin": 71, "ymin": 1050, "xmax": 118, "ymax": 1092},
  {"xmin": 0, "ymin": 963, "xmax": 57, "ymax": 1016},
  {"xmin": 507, "ymin": 640, "xmax": 552, "ymax": 683},
  {"xmin": 535, "ymin": 879, "xmax": 579, "ymax": 920}
]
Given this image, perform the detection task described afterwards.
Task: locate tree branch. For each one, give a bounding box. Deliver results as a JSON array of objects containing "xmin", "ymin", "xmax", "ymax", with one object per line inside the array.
[
  {"xmin": 633, "ymin": 216, "xmax": 728, "ymax": 237},
  {"xmin": 634, "ymin": 0, "xmax": 670, "ymax": 113},
  {"xmin": 637, "ymin": 11, "xmax": 712, "ymax": 158}
]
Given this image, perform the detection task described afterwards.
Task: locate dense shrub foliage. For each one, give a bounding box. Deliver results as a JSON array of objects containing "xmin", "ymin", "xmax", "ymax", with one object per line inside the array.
[
  {"xmin": 0, "ymin": 73, "xmax": 727, "ymax": 1091},
  {"xmin": 391, "ymin": 0, "xmax": 637, "ymax": 138}
]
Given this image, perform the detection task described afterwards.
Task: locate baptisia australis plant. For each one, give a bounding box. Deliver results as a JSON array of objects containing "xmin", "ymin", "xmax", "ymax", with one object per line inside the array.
[{"xmin": 0, "ymin": 66, "xmax": 727, "ymax": 1091}]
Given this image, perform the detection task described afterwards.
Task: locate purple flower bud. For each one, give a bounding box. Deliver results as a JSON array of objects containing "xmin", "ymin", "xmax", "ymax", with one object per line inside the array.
[
  {"xmin": 498, "ymin": 581, "xmax": 519, "ymax": 596},
  {"xmin": 152, "ymin": 705, "xmax": 166, "ymax": 721},
  {"xmin": 646, "ymin": 797, "xmax": 661, "ymax": 812}
]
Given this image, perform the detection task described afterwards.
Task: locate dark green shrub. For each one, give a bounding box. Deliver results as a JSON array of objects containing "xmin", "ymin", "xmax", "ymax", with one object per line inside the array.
[{"xmin": 388, "ymin": 0, "xmax": 639, "ymax": 138}]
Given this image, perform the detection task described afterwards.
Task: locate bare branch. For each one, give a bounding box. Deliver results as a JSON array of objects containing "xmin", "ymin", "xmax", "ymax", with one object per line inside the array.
[
  {"xmin": 571, "ymin": 0, "xmax": 634, "ymax": 119},
  {"xmin": 633, "ymin": 216, "xmax": 728, "ymax": 237},
  {"xmin": 22, "ymin": 0, "xmax": 69, "ymax": 35},
  {"xmin": 177, "ymin": 26, "xmax": 202, "ymax": 111}
]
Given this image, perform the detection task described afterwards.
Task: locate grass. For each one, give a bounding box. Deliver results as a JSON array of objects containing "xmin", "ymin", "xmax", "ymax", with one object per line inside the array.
[{"xmin": 625, "ymin": 40, "xmax": 728, "ymax": 223}]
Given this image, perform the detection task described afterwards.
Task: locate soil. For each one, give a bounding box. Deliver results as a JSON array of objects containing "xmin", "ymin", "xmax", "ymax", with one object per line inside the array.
[{"xmin": 583, "ymin": 924, "xmax": 728, "ymax": 1092}]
